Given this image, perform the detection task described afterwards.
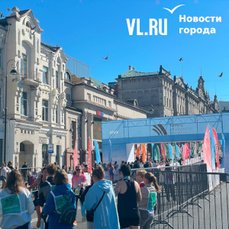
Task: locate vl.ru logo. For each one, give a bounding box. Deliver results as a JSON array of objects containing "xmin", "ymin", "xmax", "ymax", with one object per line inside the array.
[
  {"xmin": 126, "ymin": 18, "xmax": 167, "ymax": 36},
  {"xmin": 126, "ymin": 4, "xmax": 185, "ymax": 36}
]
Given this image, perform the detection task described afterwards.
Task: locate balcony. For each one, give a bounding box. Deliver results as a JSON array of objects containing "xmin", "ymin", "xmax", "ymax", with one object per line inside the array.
[{"xmin": 21, "ymin": 70, "xmax": 41, "ymax": 87}]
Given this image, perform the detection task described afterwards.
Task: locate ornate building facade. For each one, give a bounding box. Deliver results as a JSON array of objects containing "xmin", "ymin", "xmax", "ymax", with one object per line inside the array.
[
  {"xmin": 0, "ymin": 7, "xmax": 67, "ymax": 168},
  {"xmin": 112, "ymin": 65, "xmax": 219, "ymax": 117},
  {"xmin": 0, "ymin": 7, "xmax": 148, "ymax": 169},
  {"xmin": 64, "ymin": 75, "xmax": 148, "ymax": 170}
]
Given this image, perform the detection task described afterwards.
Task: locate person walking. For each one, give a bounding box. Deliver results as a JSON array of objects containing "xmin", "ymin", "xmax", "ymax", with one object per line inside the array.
[
  {"xmin": 21, "ymin": 162, "xmax": 28, "ymax": 184},
  {"xmin": 138, "ymin": 172, "xmax": 160, "ymax": 229},
  {"xmin": 72, "ymin": 165, "xmax": 87, "ymax": 194},
  {"xmin": 0, "ymin": 162, "xmax": 10, "ymax": 188},
  {"xmin": 115, "ymin": 164, "xmax": 142, "ymax": 229},
  {"xmin": 108, "ymin": 163, "xmax": 115, "ymax": 183},
  {"xmin": 71, "ymin": 165, "xmax": 88, "ymax": 222},
  {"xmin": 29, "ymin": 167, "xmax": 47, "ymax": 228},
  {"xmin": 164, "ymin": 163, "xmax": 176, "ymax": 202},
  {"xmin": 84, "ymin": 166, "xmax": 120, "ymax": 229},
  {"xmin": 42, "ymin": 169, "xmax": 76, "ymax": 229},
  {"xmin": 80, "ymin": 177, "xmax": 94, "ymax": 229},
  {"xmin": 0, "ymin": 169, "xmax": 34, "ymax": 229},
  {"xmin": 39, "ymin": 163, "xmax": 57, "ymax": 229}
]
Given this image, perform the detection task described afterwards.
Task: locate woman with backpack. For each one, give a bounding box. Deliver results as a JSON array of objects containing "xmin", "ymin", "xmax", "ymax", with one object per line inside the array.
[
  {"xmin": 138, "ymin": 172, "xmax": 160, "ymax": 229},
  {"xmin": 0, "ymin": 169, "xmax": 34, "ymax": 229},
  {"xmin": 42, "ymin": 169, "xmax": 76, "ymax": 229}
]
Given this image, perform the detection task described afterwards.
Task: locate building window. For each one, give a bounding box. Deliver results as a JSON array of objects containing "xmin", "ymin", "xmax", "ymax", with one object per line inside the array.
[
  {"xmin": 43, "ymin": 66, "xmax": 48, "ymax": 84},
  {"xmin": 42, "ymin": 144, "xmax": 48, "ymax": 166},
  {"xmin": 87, "ymin": 93, "xmax": 91, "ymax": 101},
  {"xmin": 37, "ymin": 40, "xmax": 39, "ymax": 53},
  {"xmin": 71, "ymin": 121, "xmax": 76, "ymax": 149},
  {"xmin": 21, "ymin": 92, "xmax": 27, "ymax": 116},
  {"xmin": 0, "ymin": 88, "xmax": 2, "ymax": 113},
  {"xmin": 21, "ymin": 54, "xmax": 27, "ymax": 77},
  {"xmin": 20, "ymin": 142, "xmax": 25, "ymax": 151},
  {"xmin": 18, "ymin": 31, "xmax": 20, "ymax": 45},
  {"xmin": 108, "ymin": 101, "xmax": 111, "ymax": 107},
  {"xmin": 0, "ymin": 49, "xmax": 2, "ymax": 68},
  {"xmin": 56, "ymin": 71, "xmax": 58, "ymax": 88},
  {"xmin": 56, "ymin": 106, "xmax": 58, "ymax": 123},
  {"xmin": 65, "ymin": 72, "xmax": 70, "ymax": 81},
  {"xmin": 93, "ymin": 96, "xmax": 106, "ymax": 106},
  {"xmin": 26, "ymin": 21, "xmax": 31, "ymax": 28},
  {"xmin": 42, "ymin": 100, "xmax": 48, "ymax": 121},
  {"xmin": 56, "ymin": 145, "xmax": 60, "ymax": 165}
]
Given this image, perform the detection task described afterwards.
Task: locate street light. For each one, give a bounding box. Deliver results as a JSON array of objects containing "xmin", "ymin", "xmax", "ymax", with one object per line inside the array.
[{"xmin": 4, "ymin": 59, "xmax": 18, "ymax": 163}]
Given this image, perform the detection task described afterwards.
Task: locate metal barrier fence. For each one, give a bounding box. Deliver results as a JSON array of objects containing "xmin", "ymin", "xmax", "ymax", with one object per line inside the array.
[{"xmin": 132, "ymin": 164, "xmax": 229, "ymax": 229}]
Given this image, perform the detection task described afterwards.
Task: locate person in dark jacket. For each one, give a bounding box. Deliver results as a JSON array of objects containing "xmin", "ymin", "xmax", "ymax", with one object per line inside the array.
[
  {"xmin": 80, "ymin": 177, "xmax": 94, "ymax": 228},
  {"xmin": 39, "ymin": 163, "xmax": 57, "ymax": 229},
  {"xmin": 42, "ymin": 169, "xmax": 76, "ymax": 229}
]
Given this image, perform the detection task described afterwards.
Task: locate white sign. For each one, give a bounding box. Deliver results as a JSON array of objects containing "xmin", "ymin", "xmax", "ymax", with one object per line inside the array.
[{"xmin": 48, "ymin": 144, "xmax": 54, "ymax": 154}]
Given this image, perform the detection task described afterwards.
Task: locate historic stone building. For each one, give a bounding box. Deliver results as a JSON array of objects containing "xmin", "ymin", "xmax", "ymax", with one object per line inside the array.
[
  {"xmin": 0, "ymin": 7, "xmax": 148, "ymax": 169},
  {"xmin": 0, "ymin": 7, "xmax": 67, "ymax": 168},
  {"xmin": 64, "ymin": 75, "xmax": 148, "ymax": 170},
  {"xmin": 112, "ymin": 65, "xmax": 219, "ymax": 117}
]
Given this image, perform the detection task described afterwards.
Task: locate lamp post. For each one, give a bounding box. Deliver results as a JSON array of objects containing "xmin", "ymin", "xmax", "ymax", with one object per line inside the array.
[{"xmin": 4, "ymin": 59, "xmax": 18, "ymax": 163}]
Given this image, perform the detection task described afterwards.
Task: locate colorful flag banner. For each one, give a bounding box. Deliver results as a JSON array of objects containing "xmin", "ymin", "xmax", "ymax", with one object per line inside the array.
[
  {"xmin": 160, "ymin": 143, "xmax": 166, "ymax": 161},
  {"xmin": 221, "ymin": 134, "xmax": 225, "ymax": 169},
  {"xmin": 136, "ymin": 145, "xmax": 141, "ymax": 159},
  {"xmin": 141, "ymin": 144, "xmax": 146, "ymax": 163},
  {"xmin": 212, "ymin": 128, "xmax": 219, "ymax": 169},
  {"xmin": 165, "ymin": 144, "xmax": 170, "ymax": 159},
  {"xmin": 151, "ymin": 143, "xmax": 154, "ymax": 159},
  {"xmin": 94, "ymin": 140, "xmax": 101, "ymax": 165},
  {"xmin": 88, "ymin": 138, "xmax": 92, "ymax": 173},
  {"xmin": 156, "ymin": 145, "xmax": 160, "ymax": 161},
  {"xmin": 172, "ymin": 143, "xmax": 176, "ymax": 160},
  {"xmin": 152, "ymin": 144, "xmax": 160, "ymax": 161},
  {"xmin": 182, "ymin": 144, "xmax": 186, "ymax": 164},
  {"xmin": 73, "ymin": 138, "xmax": 78, "ymax": 168},
  {"xmin": 209, "ymin": 126, "xmax": 216, "ymax": 171},
  {"xmin": 203, "ymin": 125, "xmax": 212, "ymax": 172},
  {"xmin": 168, "ymin": 144, "xmax": 174, "ymax": 163},
  {"xmin": 176, "ymin": 145, "xmax": 180, "ymax": 159},
  {"xmin": 185, "ymin": 143, "xmax": 190, "ymax": 159}
]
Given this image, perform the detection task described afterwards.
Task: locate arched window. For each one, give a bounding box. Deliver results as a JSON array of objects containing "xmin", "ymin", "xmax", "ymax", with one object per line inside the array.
[
  {"xmin": 65, "ymin": 72, "xmax": 71, "ymax": 81},
  {"xmin": 20, "ymin": 142, "xmax": 25, "ymax": 151},
  {"xmin": 26, "ymin": 21, "xmax": 31, "ymax": 28}
]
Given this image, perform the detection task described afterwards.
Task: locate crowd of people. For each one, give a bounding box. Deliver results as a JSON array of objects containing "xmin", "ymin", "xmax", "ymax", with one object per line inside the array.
[{"xmin": 0, "ymin": 160, "xmax": 162, "ymax": 229}]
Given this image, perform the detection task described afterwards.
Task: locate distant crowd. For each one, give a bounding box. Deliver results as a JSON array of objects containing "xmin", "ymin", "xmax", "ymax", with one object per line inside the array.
[{"xmin": 0, "ymin": 159, "xmax": 165, "ymax": 229}]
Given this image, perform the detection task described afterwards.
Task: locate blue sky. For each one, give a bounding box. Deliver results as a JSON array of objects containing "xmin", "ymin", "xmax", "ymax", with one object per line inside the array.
[{"xmin": 1, "ymin": 0, "xmax": 229, "ymax": 101}]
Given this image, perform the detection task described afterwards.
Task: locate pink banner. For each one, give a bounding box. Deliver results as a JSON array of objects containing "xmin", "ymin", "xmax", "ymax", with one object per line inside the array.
[
  {"xmin": 212, "ymin": 128, "xmax": 219, "ymax": 169},
  {"xmin": 141, "ymin": 144, "xmax": 146, "ymax": 163},
  {"xmin": 73, "ymin": 138, "xmax": 78, "ymax": 168},
  {"xmin": 160, "ymin": 143, "xmax": 166, "ymax": 161},
  {"xmin": 203, "ymin": 125, "xmax": 212, "ymax": 172},
  {"xmin": 182, "ymin": 144, "xmax": 186, "ymax": 164},
  {"xmin": 88, "ymin": 137, "xmax": 92, "ymax": 173},
  {"xmin": 185, "ymin": 143, "xmax": 190, "ymax": 159}
]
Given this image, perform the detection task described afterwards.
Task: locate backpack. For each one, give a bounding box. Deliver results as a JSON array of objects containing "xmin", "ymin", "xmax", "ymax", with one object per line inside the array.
[
  {"xmin": 45, "ymin": 180, "xmax": 55, "ymax": 191},
  {"xmin": 51, "ymin": 191, "xmax": 77, "ymax": 225}
]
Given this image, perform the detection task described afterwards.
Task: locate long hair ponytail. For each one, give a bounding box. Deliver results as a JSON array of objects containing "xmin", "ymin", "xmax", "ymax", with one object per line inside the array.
[{"xmin": 144, "ymin": 172, "xmax": 161, "ymax": 193}]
